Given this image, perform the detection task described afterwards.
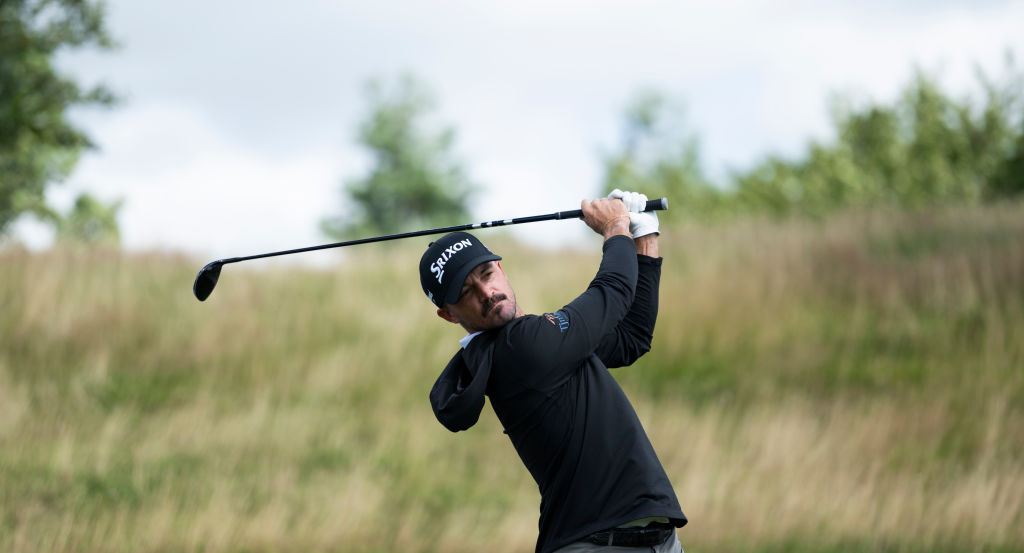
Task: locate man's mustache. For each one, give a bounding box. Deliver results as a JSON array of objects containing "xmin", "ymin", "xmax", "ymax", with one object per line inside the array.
[{"xmin": 482, "ymin": 294, "xmax": 508, "ymax": 317}]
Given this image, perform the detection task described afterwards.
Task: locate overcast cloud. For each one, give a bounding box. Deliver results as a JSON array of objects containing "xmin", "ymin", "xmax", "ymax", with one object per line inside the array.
[{"xmin": 14, "ymin": 0, "xmax": 1024, "ymax": 261}]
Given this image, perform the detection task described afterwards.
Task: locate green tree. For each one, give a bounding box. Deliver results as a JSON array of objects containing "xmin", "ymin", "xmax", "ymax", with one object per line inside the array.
[
  {"xmin": 980, "ymin": 60, "xmax": 1024, "ymax": 198},
  {"xmin": 600, "ymin": 90, "xmax": 723, "ymax": 221},
  {"xmin": 732, "ymin": 60, "xmax": 1024, "ymax": 215},
  {"xmin": 990, "ymin": 125, "xmax": 1024, "ymax": 197},
  {"xmin": 321, "ymin": 75, "xmax": 477, "ymax": 238},
  {"xmin": 56, "ymin": 191, "xmax": 121, "ymax": 244},
  {"xmin": 0, "ymin": 0, "xmax": 117, "ymax": 235}
]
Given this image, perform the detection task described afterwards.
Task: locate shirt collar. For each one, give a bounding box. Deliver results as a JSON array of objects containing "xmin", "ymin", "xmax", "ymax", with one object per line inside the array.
[{"xmin": 459, "ymin": 331, "xmax": 483, "ymax": 349}]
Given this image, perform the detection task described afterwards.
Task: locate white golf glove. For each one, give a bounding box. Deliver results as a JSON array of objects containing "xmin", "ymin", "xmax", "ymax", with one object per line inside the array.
[{"xmin": 607, "ymin": 189, "xmax": 659, "ymax": 238}]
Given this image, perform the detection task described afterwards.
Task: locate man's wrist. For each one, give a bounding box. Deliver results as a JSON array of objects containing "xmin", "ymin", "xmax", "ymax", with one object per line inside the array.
[
  {"xmin": 634, "ymin": 234, "xmax": 659, "ymax": 258},
  {"xmin": 603, "ymin": 217, "xmax": 631, "ymax": 241}
]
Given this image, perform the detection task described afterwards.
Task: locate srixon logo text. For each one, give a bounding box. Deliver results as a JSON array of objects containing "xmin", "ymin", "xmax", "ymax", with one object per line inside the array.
[{"xmin": 431, "ymin": 239, "xmax": 473, "ymax": 283}]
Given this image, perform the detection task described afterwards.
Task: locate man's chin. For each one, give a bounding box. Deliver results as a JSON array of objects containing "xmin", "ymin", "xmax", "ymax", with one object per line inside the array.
[{"xmin": 483, "ymin": 302, "xmax": 515, "ymax": 327}]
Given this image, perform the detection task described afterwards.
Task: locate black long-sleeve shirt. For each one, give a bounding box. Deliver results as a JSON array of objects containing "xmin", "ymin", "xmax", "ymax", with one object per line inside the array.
[{"xmin": 430, "ymin": 235, "xmax": 686, "ymax": 553}]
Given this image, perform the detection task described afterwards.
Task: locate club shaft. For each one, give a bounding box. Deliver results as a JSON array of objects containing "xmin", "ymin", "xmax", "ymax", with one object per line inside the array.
[{"xmin": 216, "ymin": 198, "xmax": 668, "ymax": 266}]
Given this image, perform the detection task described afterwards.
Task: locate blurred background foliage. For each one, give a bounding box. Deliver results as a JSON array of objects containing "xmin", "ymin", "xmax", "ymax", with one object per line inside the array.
[
  {"xmin": 732, "ymin": 64, "xmax": 1024, "ymax": 215},
  {"xmin": 600, "ymin": 56, "xmax": 1023, "ymax": 220},
  {"xmin": 319, "ymin": 74, "xmax": 479, "ymax": 239},
  {"xmin": 600, "ymin": 90, "xmax": 725, "ymax": 220},
  {"xmin": 55, "ymin": 191, "xmax": 121, "ymax": 245},
  {"xmin": 0, "ymin": 0, "xmax": 121, "ymax": 242},
  {"xmin": 327, "ymin": 55, "xmax": 1024, "ymax": 235},
  {"xmin": 3, "ymin": 2, "xmax": 1022, "ymax": 242},
  {"xmin": 3, "ymin": 2, "xmax": 1024, "ymax": 553}
]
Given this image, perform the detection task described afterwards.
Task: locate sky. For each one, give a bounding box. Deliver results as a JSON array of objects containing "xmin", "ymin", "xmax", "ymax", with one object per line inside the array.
[{"xmin": 12, "ymin": 0, "xmax": 1024, "ymax": 263}]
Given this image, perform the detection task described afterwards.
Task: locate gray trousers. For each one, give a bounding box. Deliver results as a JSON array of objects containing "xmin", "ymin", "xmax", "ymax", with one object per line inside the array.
[{"xmin": 552, "ymin": 531, "xmax": 684, "ymax": 553}]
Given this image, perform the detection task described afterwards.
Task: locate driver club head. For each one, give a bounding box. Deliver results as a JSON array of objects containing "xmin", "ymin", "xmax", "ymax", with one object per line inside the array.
[{"xmin": 193, "ymin": 261, "xmax": 223, "ymax": 301}]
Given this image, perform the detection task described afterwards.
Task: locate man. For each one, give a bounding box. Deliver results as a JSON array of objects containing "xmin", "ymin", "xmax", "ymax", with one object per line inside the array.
[{"xmin": 420, "ymin": 190, "xmax": 686, "ymax": 553}]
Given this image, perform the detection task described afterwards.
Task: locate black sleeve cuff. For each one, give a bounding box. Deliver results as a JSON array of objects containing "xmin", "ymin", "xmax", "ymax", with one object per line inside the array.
[{"xmin": 637, "ymin": 254, "xmax": 663, "ymax": 267}]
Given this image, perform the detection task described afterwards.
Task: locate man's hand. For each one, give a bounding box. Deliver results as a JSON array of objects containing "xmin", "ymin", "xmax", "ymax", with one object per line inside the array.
[
  {"xmin": 607, "ymin": 189, "xmax": 659, "ymax": 238},
  {"xmin": 607, "ymin": 189, "xmax": 660, "ymax": 257},
  {"xmin": 581, "ymin": 197, "xmax": 631, "ymax": 240}
]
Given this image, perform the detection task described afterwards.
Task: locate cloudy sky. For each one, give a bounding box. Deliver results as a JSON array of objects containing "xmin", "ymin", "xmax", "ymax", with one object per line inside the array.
[{"xmin": 14, "ymin": 0, "xmax": 1024, "ymax": 261}]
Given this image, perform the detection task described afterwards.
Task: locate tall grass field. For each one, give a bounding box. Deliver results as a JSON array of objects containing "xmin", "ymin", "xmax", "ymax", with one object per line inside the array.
[{"xmin": 2, "ymin": 203, "xmax": 1023, "ymax": 553}]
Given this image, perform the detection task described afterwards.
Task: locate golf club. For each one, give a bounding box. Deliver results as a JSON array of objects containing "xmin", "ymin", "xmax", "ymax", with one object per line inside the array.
[{"xmin": 193, "ymin": 197, "xmax": 669, "ymax": 301}]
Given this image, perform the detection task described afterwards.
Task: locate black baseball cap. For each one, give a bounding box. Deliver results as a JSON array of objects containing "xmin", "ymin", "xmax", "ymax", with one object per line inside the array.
[{"xmin": 419, "ymin": 231, "xmax": 501, "ymax": 307}]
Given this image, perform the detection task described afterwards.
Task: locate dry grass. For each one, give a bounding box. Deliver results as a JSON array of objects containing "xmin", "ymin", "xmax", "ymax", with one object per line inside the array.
[
  {"xmin": 2, "ymin": 202, "xmax": 1023, "ymax": 552},
  {"xmin": 651, "ymin": 398, "xmax": 1024, "ymax": 550}
]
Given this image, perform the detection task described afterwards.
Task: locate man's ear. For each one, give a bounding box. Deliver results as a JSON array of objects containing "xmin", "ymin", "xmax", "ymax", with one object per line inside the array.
[{"xmin": 436, "ymin": 307, "xmax": 459, "ymax": 324}]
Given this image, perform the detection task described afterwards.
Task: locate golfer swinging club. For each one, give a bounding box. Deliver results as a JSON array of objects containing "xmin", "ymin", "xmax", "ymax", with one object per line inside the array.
[{"xmin": 420, "ymin": 190, "xmax": 686, "ymax": 553}]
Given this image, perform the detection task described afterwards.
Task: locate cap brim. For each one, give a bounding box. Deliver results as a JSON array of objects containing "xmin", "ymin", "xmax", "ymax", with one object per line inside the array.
[{"xmin": 442, "ymin": 253, "xmax": 502, "ymax": 306}]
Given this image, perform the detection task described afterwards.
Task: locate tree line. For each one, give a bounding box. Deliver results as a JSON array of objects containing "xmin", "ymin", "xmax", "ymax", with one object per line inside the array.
[
  {"xmin": 2, "ymin": 1, "xmax": 1021, "ymax": 244},
  {"xmin": 326, "ymin": 61, "xmax": 1024, "ymax": 234},
  {"xmin": 602, "ymin": 60, "xmax": 1024, "ymax": 222}
]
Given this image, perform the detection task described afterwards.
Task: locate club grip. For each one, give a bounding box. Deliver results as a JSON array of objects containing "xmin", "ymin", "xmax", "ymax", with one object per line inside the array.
[{"xmin": 645, "ymin": 197, "xmax": 669, "ymax": 211}]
